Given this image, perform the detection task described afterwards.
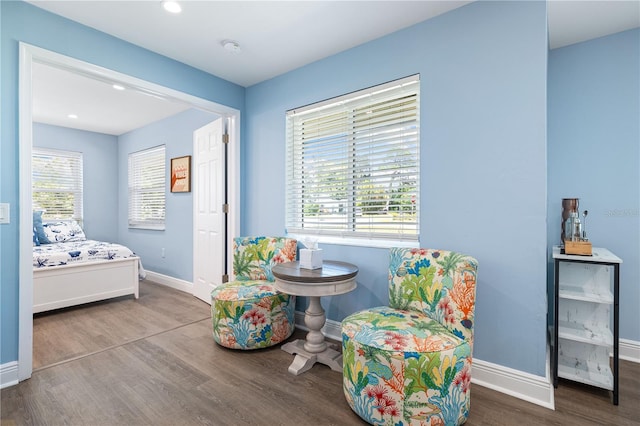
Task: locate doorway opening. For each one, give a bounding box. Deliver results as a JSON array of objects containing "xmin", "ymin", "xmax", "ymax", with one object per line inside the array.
[{"xmin": 18, "ymin": 43, "xmax": 240, "ymax": 381}]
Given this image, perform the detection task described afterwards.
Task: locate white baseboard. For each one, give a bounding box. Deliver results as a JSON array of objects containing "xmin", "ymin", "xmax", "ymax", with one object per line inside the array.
[
  {"xmin": 1, "ymin": 361, "xmax": 19, "ymax": 389},
  {"xmin": 296, "ymin": 311, "xmax": 554, "ymax": 410},
  {"xmin": 144, "ymin": 270, "xmax": 193, "ymax": 294},
  {"xmin": 620, "ymin": 338, "xmax": 640, "ymax": 363},
  {"xmin": 471, "ymin": 358, "xmax": 554, "ymax": 410}
]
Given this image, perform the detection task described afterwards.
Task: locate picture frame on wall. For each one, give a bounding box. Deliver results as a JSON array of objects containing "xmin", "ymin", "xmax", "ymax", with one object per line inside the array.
[{"xmin": 170, "ymin": 155, "xmax": 191, "ymax": 193}]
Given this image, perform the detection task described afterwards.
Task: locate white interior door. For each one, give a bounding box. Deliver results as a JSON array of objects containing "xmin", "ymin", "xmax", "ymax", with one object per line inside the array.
[{"xmin": 193, "ymin": 118, "xmax": 225, "ymax": 303}]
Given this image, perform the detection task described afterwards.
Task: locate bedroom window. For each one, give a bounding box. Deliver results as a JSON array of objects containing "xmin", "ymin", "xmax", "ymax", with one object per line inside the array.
[
  {"xmin": 128, "ymin": 145, "xmax": 166, "ymax": 230},
  {"xmin": 285, "ymin": 75, "xmax": 420, "ymax": 246},
  {"xmin": 32, "ymin": 148, "xmax": 83, "ymax": 221}
]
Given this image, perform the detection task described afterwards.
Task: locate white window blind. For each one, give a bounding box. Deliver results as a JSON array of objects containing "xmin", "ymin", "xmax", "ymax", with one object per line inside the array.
[
  {"xmin": 128, "ymin": 145, "xmax": 166, "ymax": 230},
  {"xmin": 32, "ymin": 148, "xmax": 83, "ymax": 221},
  {"xmin": 286, "ymin": 75, "xmax": 420, "ymax": 243}
]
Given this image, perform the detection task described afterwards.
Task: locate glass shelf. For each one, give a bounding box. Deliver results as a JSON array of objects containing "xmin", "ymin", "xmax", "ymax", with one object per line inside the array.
[
  {"xmin": 558, "ymin": 284, "xmax": 613, "ymax": 304},
  {"xmin": 558, "ymin": 354, "xmax": 613, "ymax": 390},
  {"xmin": 558, "ymin": 320, "xmax": 612, "ymax": 347}
]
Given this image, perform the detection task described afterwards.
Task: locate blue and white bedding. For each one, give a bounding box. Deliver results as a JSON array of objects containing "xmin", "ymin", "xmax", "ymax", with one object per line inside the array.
[
  {"xmin": 32, "ymin": 214, "xmax": 146, "ymax": 278},
  {"xmin": 33, "ymin": 239, "xmax": 146, "ymax": 278}
]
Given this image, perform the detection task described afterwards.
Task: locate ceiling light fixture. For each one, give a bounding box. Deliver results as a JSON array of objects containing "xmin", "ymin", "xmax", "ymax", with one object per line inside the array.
[
  {"xmin": 222, "ymin": 40, "xmax": 241, "ymax": 54},
  {"xmin": 68, "ymin": 114, "xmax": 78, "ymax": 119},
  {"xmin": 162, "ymin": 1, "xmax": 182, "ymax": 14},
  {"xmin": 112, "ymin": 84, "xmax": 125, "ymax": 91}
]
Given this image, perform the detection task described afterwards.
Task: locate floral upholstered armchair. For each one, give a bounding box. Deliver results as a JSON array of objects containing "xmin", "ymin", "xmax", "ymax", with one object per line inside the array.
[
  {"xmin": 211, "ymin": 236, "xmax": 298, "ymax": 350},
  {"xmin": 342, "ymin": 248, "xmax": 478, "ymax": 425}
]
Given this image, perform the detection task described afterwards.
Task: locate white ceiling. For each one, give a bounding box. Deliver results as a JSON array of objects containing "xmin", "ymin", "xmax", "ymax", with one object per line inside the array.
[
  {"xmin": 32, "ymin": 62, "xmax": 192, "ymax": 136},
  {"xmin": 548, "ymin": 0, "xmax": 639, "ymax": 49},
  {"xmin": 27, "ymin": 0, "xmax": 639, "ymax": 136}
]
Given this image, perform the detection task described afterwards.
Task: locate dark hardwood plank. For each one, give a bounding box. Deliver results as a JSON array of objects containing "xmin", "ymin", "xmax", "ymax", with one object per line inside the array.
[{"xmin": 3, "ymin": 280, "xmax": 639, "ymax": 425}]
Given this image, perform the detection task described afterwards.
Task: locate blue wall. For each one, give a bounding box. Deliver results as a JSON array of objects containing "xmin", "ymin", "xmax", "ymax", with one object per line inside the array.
[
  {"xmin": 117, "ymin": 109, "xmax": 219, "ymax": 281},
  {"xmin": 548, "ymin": 29, "xmax": 640, "ymax": 343},
  {"xmin": 0, "ymin": 1, "xmax": 244, "ymax": 364},
  {"xmin": 245, "ymin": 1, "xmax": 549, "ymax": 375},
  {"xmin": 33, "ymin": 123, "xmax": 119, "ymax": 241}
]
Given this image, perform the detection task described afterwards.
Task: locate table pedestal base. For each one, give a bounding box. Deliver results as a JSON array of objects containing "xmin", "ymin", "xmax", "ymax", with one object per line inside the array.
[
  {"xmin": 273, "ymin": 262, "xmax": 358, "ymax": 375},
  {"xmin": 281, "ymin": 339, "xmax": 343, "ymax": 375}
]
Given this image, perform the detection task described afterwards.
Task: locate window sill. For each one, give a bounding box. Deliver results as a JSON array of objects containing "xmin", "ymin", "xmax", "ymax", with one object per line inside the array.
[
  {"xmin": 128, "ymin": 225, "xmax": 165, "ymax": 231},
  {"xmin": 288, "ymin": 233, "xmax": 419, "ymax": 249}
]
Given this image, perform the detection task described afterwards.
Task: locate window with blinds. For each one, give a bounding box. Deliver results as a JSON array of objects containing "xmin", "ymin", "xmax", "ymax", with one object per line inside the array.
[
  {"xmin": 32, "ymin": 148, "xmax": 83, "ymax": 221},
  {"xmin": 285, "ymin": 75, "xmax": 420, "ymax": 243},
  {"xmin": 128, "ymin": 145, "xmax": 166, "ymax": 230}
]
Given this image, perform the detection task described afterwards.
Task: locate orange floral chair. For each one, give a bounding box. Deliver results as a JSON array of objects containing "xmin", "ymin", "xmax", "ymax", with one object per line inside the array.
[
  {"xmin": 342, "ymin": 248, "xmax": 478, "ymax": 425},
  {"xmin": 211, "ymin": 237, "xmax": 297, "ymax": 350}
]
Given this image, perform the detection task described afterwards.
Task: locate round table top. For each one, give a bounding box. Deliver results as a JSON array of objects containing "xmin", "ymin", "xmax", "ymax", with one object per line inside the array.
[{"xmin": 272, "ymin": 260, "xmax": 358, "ymax": 283}]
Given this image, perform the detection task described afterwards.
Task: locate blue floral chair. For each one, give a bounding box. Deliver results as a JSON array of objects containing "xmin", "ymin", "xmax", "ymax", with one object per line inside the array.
[
  {"xmin": 211, "ymin": 236, "xmax": 297, "ymax": 350},
  {"xmin": 342, "ymin": 248, "xmax": 478, "ymax": 425}
]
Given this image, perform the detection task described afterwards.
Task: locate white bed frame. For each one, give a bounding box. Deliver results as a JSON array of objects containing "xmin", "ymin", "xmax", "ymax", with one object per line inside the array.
[{"xmin": 33, "ymin": 257, "xmax": 140, "ymax": 313}]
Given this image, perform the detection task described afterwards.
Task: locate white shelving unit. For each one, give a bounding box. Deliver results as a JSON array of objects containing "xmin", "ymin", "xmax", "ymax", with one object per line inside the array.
[{"xmin": 552, "ymin": 246, "xmax": 621, "ymax": 405}]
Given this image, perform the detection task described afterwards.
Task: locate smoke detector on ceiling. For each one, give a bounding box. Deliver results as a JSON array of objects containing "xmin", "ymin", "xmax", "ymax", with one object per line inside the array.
[{"xmin": 222, "ymin": 40, "xmax": 241, "ymax": 54}]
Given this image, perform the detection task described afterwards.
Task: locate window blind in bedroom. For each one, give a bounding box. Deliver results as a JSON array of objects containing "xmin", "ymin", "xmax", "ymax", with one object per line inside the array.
[
  {"xmin": 128, "ymin": 145, "xmax": 166, "ymax": 230},
  {"xmin": 32, "ymin": 148, "xmax": 84, "ymax": 221}
]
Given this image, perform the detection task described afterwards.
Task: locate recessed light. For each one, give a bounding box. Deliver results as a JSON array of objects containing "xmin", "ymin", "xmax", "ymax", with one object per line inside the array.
[
  {"xmin": 222, "ymin": 40, "xmax": 241, "ymax": 54},
  {"xmin": 112, "ymin": 84, "xmax": 125, "ymax": 91},
  {"xmin": 68, "ymin": 114, "xmax": 78, "ymax": 119},
  {"xmin": 162, "ymin": 1, "xmax": 182, "ymax": 14}
]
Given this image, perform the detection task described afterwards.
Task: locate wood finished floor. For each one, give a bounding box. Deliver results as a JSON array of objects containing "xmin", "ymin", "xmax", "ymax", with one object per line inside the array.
[{"xmin": 1, "ymin": 280, "xmax": 638, "ymax": 425}]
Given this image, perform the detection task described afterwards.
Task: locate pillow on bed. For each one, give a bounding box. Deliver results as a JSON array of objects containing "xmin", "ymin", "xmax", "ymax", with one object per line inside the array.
[
  {"xmin": 33, "ymin": 226, "xmax": 40, "ymax": 246},
  {"xmin": 33, "ymin": 210, "xmax": 48, "ymax": 245},
  {"xmin": 42, "ymin": 220, "xmax": 87, "ymax": 243}
]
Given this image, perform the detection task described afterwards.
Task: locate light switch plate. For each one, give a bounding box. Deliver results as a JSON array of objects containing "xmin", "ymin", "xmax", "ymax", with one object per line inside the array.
[{"xmin": 0, "ymin": 203, "xmax": 9, "ymax": 224}]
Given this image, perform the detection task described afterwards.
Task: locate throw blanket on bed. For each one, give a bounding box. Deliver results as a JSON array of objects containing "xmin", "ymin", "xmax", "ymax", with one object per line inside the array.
[{"xmin": 33, "ymin": 239, "xmax": 146, "ymax": 278}]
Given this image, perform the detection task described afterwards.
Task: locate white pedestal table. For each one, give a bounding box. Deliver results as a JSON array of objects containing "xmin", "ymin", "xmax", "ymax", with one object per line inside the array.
[{"xmin": 272, "ymin": 260, "xmax": 358, "ymax": 375}]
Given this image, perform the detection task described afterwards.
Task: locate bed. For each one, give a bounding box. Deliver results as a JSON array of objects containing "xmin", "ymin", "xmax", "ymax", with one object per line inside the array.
[{"xmin": 32, "ymin": 216, "xmax": 144, "ymax": 313}]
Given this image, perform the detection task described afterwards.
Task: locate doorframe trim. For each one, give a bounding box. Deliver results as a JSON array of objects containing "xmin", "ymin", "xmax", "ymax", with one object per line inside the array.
[{"xmin": 18, "ymin": 42, "xmax": 240, "ymax": 381}]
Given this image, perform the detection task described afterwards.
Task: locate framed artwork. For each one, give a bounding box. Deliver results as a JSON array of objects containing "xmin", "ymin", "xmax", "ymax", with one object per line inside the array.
[{"xmin": 170, "ymin": 155, "xmax": 191, "ymax": 193}]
